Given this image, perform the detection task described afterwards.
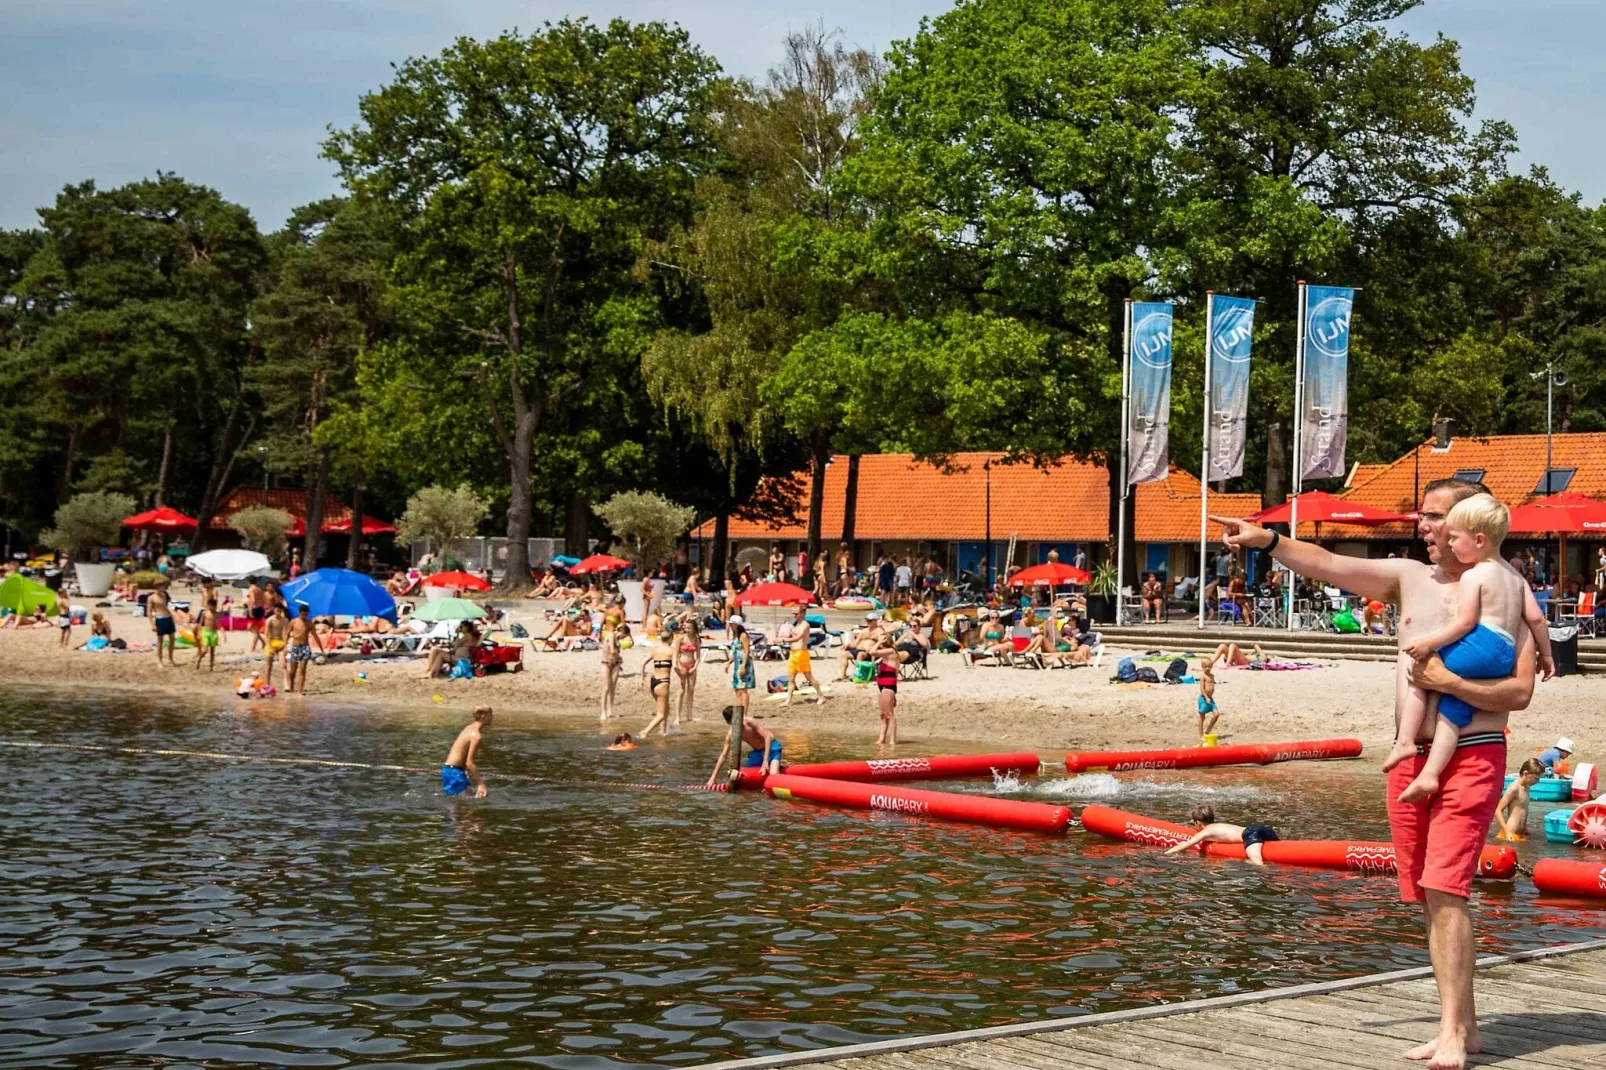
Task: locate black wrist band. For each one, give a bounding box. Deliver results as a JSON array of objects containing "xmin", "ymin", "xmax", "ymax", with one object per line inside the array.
[{"xmin": 1266, "ymin": 531, "xmax": 1280, "ymax": 554}]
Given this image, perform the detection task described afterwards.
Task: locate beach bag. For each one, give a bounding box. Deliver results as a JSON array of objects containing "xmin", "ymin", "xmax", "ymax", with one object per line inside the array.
[
  {"xmin": 1134, "ymin": 666, "xmax": 1161, "ymax": 683},
  {"xmin": 1115, "ymin": 656, "xmax": 1138, "ymax": 683},
  {"xmin": 509, "ymin": 622, "xmax": 529, "ymax": 639},
  {"xmin": 1332, "ymin": 607, "xmax": 1361, "ymax": 633},
  {"xmin": 1163, "ymin": 657, "xmax": 1188, "ymax": 684},
  {"xmin": 852, "ymin": 659, "xmax": 875, "ymax": 684}
]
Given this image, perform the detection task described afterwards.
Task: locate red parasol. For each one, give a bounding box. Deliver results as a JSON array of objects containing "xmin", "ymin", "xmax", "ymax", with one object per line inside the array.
[
  {"xmin": 322, "ymin": 514, "xmax": 398, "ymax": 535},
  {"xmin": 732, "ymin": 581, "xmax": 817, "ymax": 607},
  {"xmin": 422, "ymin": 569, "xmax": 492, "ymax": 592},
  {"xmin": 569, "ymin": 553, "xmax": 633, "ymax": 575},
  {"xmin": 1009, "ymin": 562, "xmax": 1092, "ymax": 587},
  {"xmin": 122, "ymin": 506, "xmax": 198, "ymax": 532},
  {"xmin": 285, "ymin": 516, "xmax": 307, "ymax": 538},
  {"xmin": 1248, "ymin": 490, "xmax": 1412, "ymax": 526},
  {"xmin": 1507, "ymin": 492, "xmax": 1606, "ymax": 534}
]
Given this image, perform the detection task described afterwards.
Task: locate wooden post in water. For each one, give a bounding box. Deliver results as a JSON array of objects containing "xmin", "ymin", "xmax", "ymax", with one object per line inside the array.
[{"xmin": 725, "ymin": 705, "xmax": 746, "ymax": 787}]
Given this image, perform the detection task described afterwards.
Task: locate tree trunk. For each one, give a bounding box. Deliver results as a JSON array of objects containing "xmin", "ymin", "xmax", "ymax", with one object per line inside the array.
[
  {"xmin": 806, "ymin": 433, "xmax": 829, "ymax": 566},
  {"xmin": 346, "ymin": 478, "xmax": 364, "ymax": 571},
  {"xmin": 564, "ymin": 491, "xmax": 590, "ymax": 557},
  {"xmin": 154, "ymin": 423, "xmax": 175, "ymax": 507},
  {"xmin": 1264, "ymin": 420, "xmax": 1288, "ymax": 508},
  {"xmin": 192, "ymin": 395, "xmax": 254, "ymax": 553},
  {"xmin": 500, "ymin": 408, "xmax": 538, "ymax": 593},
  {"xmin": 303, "ymin": 447, "xmax": 330, "ymax": 567},
  {"xmin": 841, "ymin": 452, "xmax": 861, "ymax": 558},
  {"xmin": 711, "ymin": 511, "xmax": 730, "ymax": 588},
  {"xmin": 60, "ymin": 427, "xmax": 80, "ymax": 503}
]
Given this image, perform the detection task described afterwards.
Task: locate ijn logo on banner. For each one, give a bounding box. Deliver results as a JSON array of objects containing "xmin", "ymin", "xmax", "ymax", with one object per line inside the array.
[
  {"xmin": 1301, "ymin": 285, "xmax": 1354, "ymax": 480},
  {"xmin": 1126, "ymin": 302, "xmax": 1173, "ymax": 485},
  {"xmin": 1206, "ymin": 294, "xmax": 1255, "ymax": 482}
]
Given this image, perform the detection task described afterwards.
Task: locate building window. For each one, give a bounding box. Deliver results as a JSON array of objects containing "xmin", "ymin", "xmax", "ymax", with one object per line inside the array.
[
  {"xmin": 1535, "ymin": 468, "xmax": 1576, "ymax": 494},
  {"xmin": 1451, "ymin": 468, "xmax": 1486, "ymax": 484}
]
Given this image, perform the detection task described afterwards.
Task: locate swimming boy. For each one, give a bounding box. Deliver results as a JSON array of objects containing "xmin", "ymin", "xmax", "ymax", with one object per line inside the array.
[
  {"xmin": 1389, "ymin": 494, "xmax": 1553, "ymax": 803},
  {"xmin": 284, "ymin": 604, "xmax": 324, "ymax": 696},
  {"xmin": 1493, "ymin": 758, "xmax": 1547, "ymax": 842},
  {"xmin": 706, "ymin": 706, "xmax": 781, "ymax": 786},
  {"xmin": 194, "ymin": 598, "xmax": 220, "ymax": 672},
  {"xmin": 442, "ymin": 706, "xmax": 492, "ymax": 798},
  {"xmin": 1197, "ymin": 654, "xmax": 1220, "ymax": 741},
  {"xmin": 1164, "ymin": 804, "xmax": 1280, "ymax": 866}
]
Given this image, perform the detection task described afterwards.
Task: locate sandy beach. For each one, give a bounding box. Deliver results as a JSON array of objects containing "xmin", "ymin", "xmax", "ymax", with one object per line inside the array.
[{"xmin": 5, "ymin": 593, "xmax": 1600, "ymax": 765}]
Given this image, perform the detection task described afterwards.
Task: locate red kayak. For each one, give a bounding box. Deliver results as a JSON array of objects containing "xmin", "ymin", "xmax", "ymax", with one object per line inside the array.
[
  {"xmin": 765, "ymin": 774, "xmax": 1072, "ymax": 835},
  {"xmin": 1079, "ymin": 804, "xmax": 1516, "ymax": 879},
  {"xmin": 734, "ymin": 751, "xmax": 1040, "ymax": 790},
  {"xmin": 1064, "ymin": 738, "xmax": 1362, "ymax": 773},
  {"xmin": 1532, "ymin": 858, "xmax": 1606, "ymax": 899}
]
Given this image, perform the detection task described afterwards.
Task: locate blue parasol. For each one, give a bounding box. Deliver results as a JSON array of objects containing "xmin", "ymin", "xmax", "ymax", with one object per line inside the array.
[{"xmin": 280, "ymin": 568, "xmax": 398, "ymax": 623}]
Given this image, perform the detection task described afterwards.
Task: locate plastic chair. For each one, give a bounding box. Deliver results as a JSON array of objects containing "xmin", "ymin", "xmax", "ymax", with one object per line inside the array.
[{"xmin": 1562, "ymin": 592, "xmax": 1598, "ymax": 638}]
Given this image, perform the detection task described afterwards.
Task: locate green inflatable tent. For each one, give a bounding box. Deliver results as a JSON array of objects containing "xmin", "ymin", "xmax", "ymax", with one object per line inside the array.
[{"xmin": 0, "ymin": 573, "xmax": 59, "ymax": 617}]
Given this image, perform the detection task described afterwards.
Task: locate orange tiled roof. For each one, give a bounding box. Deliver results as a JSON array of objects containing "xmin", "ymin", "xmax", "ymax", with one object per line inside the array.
[
  {"xmin": 1327, "ymin": 433, "xmax": 1606, "ymax": 539},
  {"xmin": 209, "ymin": 486, "xmax": 353, "ymax": 530},
  {"xmin": 695, "ymin": 455, "xmax": 1260, "ymax": 544},
  {"xmin": 1346, "ymin": 463, "xmax": 1387, "ymax": 488}
]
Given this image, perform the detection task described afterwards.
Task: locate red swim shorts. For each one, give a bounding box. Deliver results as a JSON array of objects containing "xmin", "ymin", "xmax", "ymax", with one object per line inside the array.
[{"xmin": 1386, "ymin": 739, "xmax": 1505, "ymax": 902}]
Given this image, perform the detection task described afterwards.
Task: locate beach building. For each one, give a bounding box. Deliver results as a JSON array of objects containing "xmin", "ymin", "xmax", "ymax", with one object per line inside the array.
[{"xmin": 692, "ymin": 453, "xmax": 1261, "ymax": 585}]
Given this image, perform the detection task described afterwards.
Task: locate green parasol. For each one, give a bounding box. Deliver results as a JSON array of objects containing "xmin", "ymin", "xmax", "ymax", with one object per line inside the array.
[{"xmin": 410, "ymin": 597, "xmax": 489, "ymax": 622}]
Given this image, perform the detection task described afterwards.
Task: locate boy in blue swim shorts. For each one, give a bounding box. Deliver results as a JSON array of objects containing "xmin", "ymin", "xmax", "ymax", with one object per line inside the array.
[
  {"xmin": 1390, "ymin": 494, "xmax": 1553, "ymax": 803},
  {"xmin": 1196, "ymin": 655, "xmax": 1219, "ymax": 741},
  {"xmin": 706, "ymin": 705, "xmax": 781, "ymax": 786},
  {"xmin": 442, "ymin": 706, "xmax": 492, "ymax": 798}
]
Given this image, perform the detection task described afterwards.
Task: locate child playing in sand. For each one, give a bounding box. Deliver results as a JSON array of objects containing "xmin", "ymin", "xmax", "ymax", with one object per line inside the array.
[
  {"xmin": 1494, "ymin": 758, "xmax": 1547, "ymax": 841},
  {"xmin": 1165, "ymin": 805, "xmax": 1280, "ymax": 865},
  {"xmin": 1197, "ymin": 655, "xmax": 1219, "ymax": 741},
  {"xmin": 442, "ymin": 706, "xmax": 492, "ymax": 798},
  {"xmin": 1387, "ymin": 494, "xmax": 1553, "ymax": 803}
]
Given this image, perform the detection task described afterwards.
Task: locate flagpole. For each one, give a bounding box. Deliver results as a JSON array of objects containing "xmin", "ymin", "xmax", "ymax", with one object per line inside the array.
[
  {"xmin": 1199, "ymin": 292, "xmax": 1213, "ymax": 629},
  {"xmin": 1287, "ymin": 280, "xmax": 1307, "ymax": 631},
  {"xmin": 1116, "ymin": 298, "xmax": 1132, "ymax": 625}
]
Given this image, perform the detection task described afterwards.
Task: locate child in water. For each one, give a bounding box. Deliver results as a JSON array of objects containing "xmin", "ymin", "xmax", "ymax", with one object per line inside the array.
[
  {"xmin": 1494, "ymin": 758, "xmax": 1547, "ymax": 841},
  {"xmin": 606, "ymin": 733, "xmax": 636, "ymax": 751},
  {"xmin": 1165, "ymin": 805, "xmax": 1280, "ymax": 865},
  {"xmin": 442, "ymin": 706, "xmax": 492, "ymax": 798},
  {"xmin": 1388, "ymin": 494, "xmax": 1553, "ymax": 803}
]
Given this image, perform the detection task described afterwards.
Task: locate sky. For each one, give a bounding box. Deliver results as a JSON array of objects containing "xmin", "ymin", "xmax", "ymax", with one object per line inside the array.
[{"xmin": 3, "ymin": 1, "xmax": 1603, "ymax": 232}]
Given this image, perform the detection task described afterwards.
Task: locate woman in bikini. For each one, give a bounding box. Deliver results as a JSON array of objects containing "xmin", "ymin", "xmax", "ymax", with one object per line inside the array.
[
  {"xmin": 600, "ymin": 622, "xmax": 627, "ymax": 721},
  {"xmin": 673, "ymin": 617, "xmax": 701, "ymax": 724},
  {"xmin": 965, "ymin": 612, "xmax": 1014, "ymax": 665},
  {"xmin": 874, "ymin": 642, "xmax": 900, "ymax": 745},
  {"xmin": 638, "ymin": 629, "xmax": 677, "ymax": 737}
]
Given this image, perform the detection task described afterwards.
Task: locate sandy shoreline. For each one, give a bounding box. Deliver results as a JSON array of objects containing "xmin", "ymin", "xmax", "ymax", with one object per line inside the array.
[{"xmin": 5, "ymin": 594, "xmax": 1600, "ymax": 766}]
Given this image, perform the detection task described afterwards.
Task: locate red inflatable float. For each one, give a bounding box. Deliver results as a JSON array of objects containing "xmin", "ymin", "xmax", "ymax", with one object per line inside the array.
[
  {"xmin": 764, "ymin": 774, "xmax": 1072, "ymax": 834},
  {"xmin": 1064, "ymin": 738, "xmax": 1362, "ymax": 773},
  {"xmin": 734, "ymin": 751, "xmax": 1041, "ymax": 789},
  {"xmin": 1532, "ymin": 858, "xmax": 1606, "ymax": 899},
  {"xmin": 1079, "ymin": 804, "xmax": 1517, "ymax": 879}
]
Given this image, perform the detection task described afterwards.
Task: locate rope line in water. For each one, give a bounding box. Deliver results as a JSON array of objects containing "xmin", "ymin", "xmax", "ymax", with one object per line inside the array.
[{"xmin": 0, "ymin": 740, "xmax": 722, "ymax": 791}]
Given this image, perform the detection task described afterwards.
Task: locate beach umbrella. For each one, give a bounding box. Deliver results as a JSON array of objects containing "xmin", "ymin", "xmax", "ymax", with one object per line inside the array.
[
  {"xmin": 732, "ymin": 581, "xmax": 817, "ymax": 607},
  {"xmin": 410, "ymin": 597, "xmax": 490, "ymax": 622},
  {"xmin": 280, "ymin": 567, "xmax": 398, "ymax": 622},
  {"xmin": 569, "ymin": 553, "xmax": 633, "ymax": 575},
  {"xmin": 422, "ymin": 569, "xmax": 491, "ymax": 592},
  {"xmin": 186, "ymin": 549, "xmax": 272, "ymax": 580},
  {"xmin": 1009, "ymin": 562, "xmax": 1092, "ymax": 587},
  {"xmin": 122, "ymin": 506, "xmax": 197, "ymax": 532},
  {"xmin": 1507, "ymin": 492, "xmax": 1606, "ymax": 534},
  {"xmin": 1248, "ymin": 490, "xmax": 1411, "ymax": 526},
  {"xmin": 321, "ymin": 514, "xmax": 398, "ymax": 535},
  {"xmin": 0, "ymin": 573, "xmax": 57, "ymax": 616}
]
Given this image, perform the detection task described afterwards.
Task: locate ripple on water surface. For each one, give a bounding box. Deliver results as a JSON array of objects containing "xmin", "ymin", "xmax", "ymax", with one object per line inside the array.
[{"xmin": 0, "ymin": 689, "xmax": 1599, "ymax": 1067}]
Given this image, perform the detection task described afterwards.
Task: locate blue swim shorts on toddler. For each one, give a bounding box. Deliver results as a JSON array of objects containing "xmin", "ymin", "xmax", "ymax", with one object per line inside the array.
[{"xmin": 1436, "ymin": 623, "xmax": 1516, "ymax": 727}]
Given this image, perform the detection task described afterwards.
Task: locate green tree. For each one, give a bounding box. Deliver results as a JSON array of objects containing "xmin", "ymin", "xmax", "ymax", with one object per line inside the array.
[
  {"xmin": 229, "ymin": 506, "xmax": 295, "ymax": 561},
  {"xmin": 396, "ymin": 484, "xmax": 491, "ymax": 564},
  {"xmin": 594, "ymin": 490, "xmax": 696, "ymax": 568},
  {"xmin": 40, "ymin": 491, "xmax": 135, "ymax": 562},
  {"xmin": 326, "ymin": 18, "xmax": 720, "ymax": 591}
]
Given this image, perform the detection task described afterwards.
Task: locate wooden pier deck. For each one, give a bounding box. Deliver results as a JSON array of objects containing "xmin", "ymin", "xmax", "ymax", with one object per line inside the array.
[{"xmin": 706, "ymin": 939, "xmax": 1606, "ymax": 1070}]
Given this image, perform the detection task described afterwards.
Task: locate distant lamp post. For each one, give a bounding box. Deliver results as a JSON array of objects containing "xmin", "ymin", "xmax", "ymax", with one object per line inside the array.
[
  {"xmin": 984, "ymin": 459, "xmax": 993, "ymax": 595},
  {"xmin": 1531, "ymin": 362, "xmax": 1569, "ymax": 492}
]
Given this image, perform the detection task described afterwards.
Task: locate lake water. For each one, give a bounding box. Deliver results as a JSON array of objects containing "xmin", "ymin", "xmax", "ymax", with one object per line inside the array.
[{"xmin": 1, "ymin": 687, "xmax": 1601, "ymax": 1068}]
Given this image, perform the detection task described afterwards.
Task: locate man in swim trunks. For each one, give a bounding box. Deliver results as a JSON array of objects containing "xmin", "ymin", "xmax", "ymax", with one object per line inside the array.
[
  {"xmin": 247, "ymin": 577, "xmax": 267, "ymax": 653},
  {"xmin": 442, "ymin": 706, "xmax": 491, "ymax": 798},
  {"xmin": 1214, "ymin": 476, "xmax": 1537, "ymax": 1070},
  {"xmin": 706, "ymin": 705, "xmax": 781, "ymax": 784},
  {"xmin": 148, "ymin": 578, "xmax": 176, "ymax": 666},
  {"xmin": 1164, "ymin": 805, "xmax": 1279, "ymax": 865},
  {"xmin": 284, "ymin": 603, "xmax": 324, "ymax": 696},
  {"xmin": 782, "ymin": 603, "xmax": 824, "ymax": 706},
  {"xmin": 193, "ymin": 598, "xmax": 220, "ymax": 672},
  {"xmin": 262, "ymin": 604, "xmax": 289, "ymax": 688}
]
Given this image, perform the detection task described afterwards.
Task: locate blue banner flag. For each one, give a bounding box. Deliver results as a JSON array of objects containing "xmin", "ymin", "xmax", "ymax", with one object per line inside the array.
[
  {"xmin": 1206, "ymin": 294, "xmax": 1256, "ymax": 482},
  {"xmin": 1301, "ymin": 285, "xmax": 1354, "ymax": 479},
  {"xmin": 1126, "ymin": 302, "xmax": 1173, "ymax": 485}
]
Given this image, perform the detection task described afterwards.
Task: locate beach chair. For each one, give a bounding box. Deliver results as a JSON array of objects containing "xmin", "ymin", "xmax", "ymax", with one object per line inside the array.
[
  {"xmin": 1118, "ymin": 586, "xmax": 1143, "ymax": 626},
  {"xmin": 1561, "ymin": 591, "xmax": 1598, "ymax": 637}
]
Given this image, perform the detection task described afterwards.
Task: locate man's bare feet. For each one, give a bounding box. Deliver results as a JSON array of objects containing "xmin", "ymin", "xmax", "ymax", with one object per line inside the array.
[
  {"xmin": 1404, "ymin": 1028, "xmax": 1480, "ymax": 1069},
  {"xmin": 1397, "ymin": 773, "xmax": 1439, "ymax": 804},
  {"xmin": 1381, "ymin": 741, "xmax": 1417, "ymax": 773}
]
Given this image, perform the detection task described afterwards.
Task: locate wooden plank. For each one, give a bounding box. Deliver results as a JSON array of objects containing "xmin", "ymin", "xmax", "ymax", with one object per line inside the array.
[
  {"xmin": 1119, "ymin": 1017, "xmax": 1386, "ymax": 1070},
  {"xmin": 989, "ymin": 1034, "xmax": 1144, "ymax": 1070},
  {"xmin": 1328, "ymin": 986, "xmax": 1606, "ymax": 1055},
  {"xmin": 1025, "ymin": 1024, "xmax": 1250, "ymax": 1070},
  {"xmin": 1336, "ymin": 974, "xmax": 1606, "ymax": 1038},
  {"xmin": 1485, "ymin": 962, "xmax": 1606, "ymax": 998}
]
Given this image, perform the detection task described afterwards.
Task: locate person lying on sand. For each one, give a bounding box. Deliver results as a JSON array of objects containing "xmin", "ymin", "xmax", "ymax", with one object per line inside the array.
[
  {"xmin": 1165, "ymin": 805, "xmax": 1280, "ymax": 866},
  {"xmin": 1211, "ymin": 642, "xmax": 1267, "ymax": 667}
]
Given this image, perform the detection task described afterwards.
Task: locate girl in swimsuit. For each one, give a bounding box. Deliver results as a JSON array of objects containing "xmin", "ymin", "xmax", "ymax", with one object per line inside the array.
[
  {"xmin": 674, "ymin": 618, "xmax": 701, "ymax": 725},
  {"xmin": 728, "ymin": 618, "xmax": 755, "ymax": 715},
  {"xmin": 600, "ymin": 623, "xmax": 627, "ymax": 721},
  {"xmin": 874, "ymin": 645, "xmax": 900, "ymax": 745},
  {"xmin": 639, "ymin": 631, "xmax": 676, "ymax": 737}
]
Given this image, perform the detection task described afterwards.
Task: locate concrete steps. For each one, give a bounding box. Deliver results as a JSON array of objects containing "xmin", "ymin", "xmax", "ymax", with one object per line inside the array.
[{"xmin": 1099, "ymin": 624, "xmax": 1604, "ymax": 670}]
